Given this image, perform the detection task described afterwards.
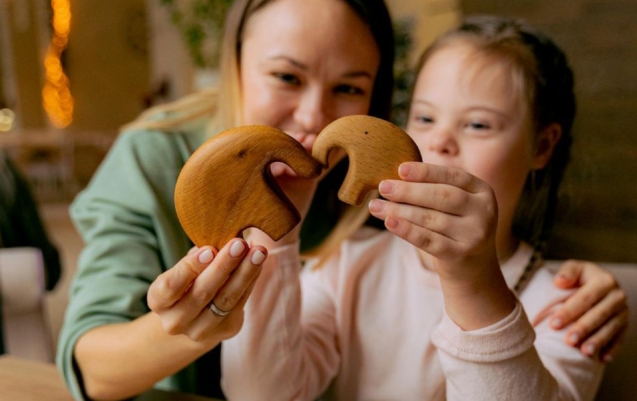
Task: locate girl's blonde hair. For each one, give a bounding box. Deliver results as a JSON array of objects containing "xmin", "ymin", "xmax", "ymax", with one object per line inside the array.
[{"xmin": 412, "ymin": 15, "xmax": 576, "ymax": 251}]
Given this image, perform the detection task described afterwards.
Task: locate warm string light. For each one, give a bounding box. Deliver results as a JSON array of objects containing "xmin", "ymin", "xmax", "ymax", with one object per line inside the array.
[{"xmin": 42, "ymin": 0, "xmax": 73, "ymax": 128}]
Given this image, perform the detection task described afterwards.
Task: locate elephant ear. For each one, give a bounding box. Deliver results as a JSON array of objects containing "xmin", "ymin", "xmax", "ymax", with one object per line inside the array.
[
  {"xmin": 175, "ymin": 125, "xmax": 323, "ymax": 249},
  {"xmin": 312, "ymin": 115, "xmax": 422, "ymax": 206}
]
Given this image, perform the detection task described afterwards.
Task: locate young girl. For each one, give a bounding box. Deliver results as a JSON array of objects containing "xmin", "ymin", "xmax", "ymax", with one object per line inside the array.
[{"xmin": 221, "ymin": 15, "xmax": 610, "ymax": 400}]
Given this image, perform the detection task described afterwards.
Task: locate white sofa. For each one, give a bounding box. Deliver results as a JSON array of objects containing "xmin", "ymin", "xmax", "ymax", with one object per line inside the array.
[{"xmin": 0, "ymin": 247, "xmax": 54, "ymax": 362}]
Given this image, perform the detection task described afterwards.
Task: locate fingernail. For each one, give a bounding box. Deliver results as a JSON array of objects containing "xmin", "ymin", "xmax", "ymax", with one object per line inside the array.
[
  {"xmin": 198, "ymin": 249, "xmax": 214, "ymax": 264},
  {"xmin": 584, "ymin": 343, "xmax": 596, "ymax": 356},
  {"xmin": 550, "ymin": 317, "xmax": 563, "ymax": 329},
  {"xmin": 568, "ymin": 333, "xmax": 580, "ymax": 345},
  {"xmin": 251, "ymin": 250, "xmax": 266, "ymax": 265},
  {"xmin": 230, "ymin": 241, "xmax": 246, "ymax": 257},
  {"xmin": 369, "ymin": 199, "xmax": 384, "ymax": 213},
  {"xmin": 385, "ymin": 216, "xmax": 399, "ymax": 229},
  {"xmin": 603, "ymin": 354, "xmax": 613, "ymax": 363},
  {"xmin": 379, "ymin": 181, "xmax": 394, "ymax": 195},
  {"xmin": 398, "ymin": 163, "xmax": 412, "ymax": 177}
]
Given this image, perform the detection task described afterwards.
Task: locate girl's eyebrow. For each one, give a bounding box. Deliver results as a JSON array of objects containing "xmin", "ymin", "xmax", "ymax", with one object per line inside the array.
[
  {"xmin": 464, "ymin": 106, "xmax": 511, "ymax": 120},
  {"xmin": 266, "ymin": 55, "xmax": 374, "ymax": 80}
]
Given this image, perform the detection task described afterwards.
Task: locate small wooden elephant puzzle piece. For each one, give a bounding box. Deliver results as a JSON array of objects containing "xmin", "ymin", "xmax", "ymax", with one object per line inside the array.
[{"xmin": 174, "ymin": 115, "xmax": 421, "ymax": 249}]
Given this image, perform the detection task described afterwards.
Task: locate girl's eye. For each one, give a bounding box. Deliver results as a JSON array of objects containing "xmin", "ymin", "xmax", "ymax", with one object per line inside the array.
[
  {"xmin": 334, "ymin": 85, "xmax": 364, "ymax": 95},
  {"xmin": 273, "ymin": 73, "xmax": 300, "ymax": 86},
  {"xmin": 467, "ymin": 121, "xmax": 491, "ymax": 130}
]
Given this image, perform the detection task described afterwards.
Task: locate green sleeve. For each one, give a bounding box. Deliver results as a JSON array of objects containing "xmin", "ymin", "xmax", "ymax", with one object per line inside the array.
[{"xmin": 55, "ymin": 128, "xmax": 202, "ymax": 400}]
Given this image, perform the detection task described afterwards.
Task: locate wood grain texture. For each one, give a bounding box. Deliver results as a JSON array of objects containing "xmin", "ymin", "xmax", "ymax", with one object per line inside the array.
[
  {"xmin": 175, "ymin": 126, "xmax": 322, "ymax": 249},
  {"xmin": 312, "ymin": 115, "xmax": 422, "ymax": 206}
]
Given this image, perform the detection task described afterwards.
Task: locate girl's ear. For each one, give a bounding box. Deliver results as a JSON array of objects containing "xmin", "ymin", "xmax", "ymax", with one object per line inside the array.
[{"xmin": 532, "ymin": 123, "xmax": 562, "ymax": 170}]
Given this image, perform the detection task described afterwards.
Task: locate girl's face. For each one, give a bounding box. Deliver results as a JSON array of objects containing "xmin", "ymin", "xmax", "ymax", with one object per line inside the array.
[
  {"xmin": 407, "ymin": 43, "xmax": 545, "ymax": 248},
  {"xmin": 240, "ymin": 0, "xmax": 380, "ymax": 174}
]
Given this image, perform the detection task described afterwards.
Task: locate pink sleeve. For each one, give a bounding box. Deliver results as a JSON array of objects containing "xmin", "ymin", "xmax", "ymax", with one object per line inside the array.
[
  {"xmin": 221, "ymin": 243, "xmax": 339, "ymax": 401},
  {"xmin": 431, "ymin": 301, "xmax": 603, "ymax": 401}
]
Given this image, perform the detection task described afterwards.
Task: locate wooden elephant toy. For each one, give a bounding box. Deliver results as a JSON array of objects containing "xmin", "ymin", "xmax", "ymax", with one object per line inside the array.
[
  {"xmin": 312, "ymin": 115, "xmax": 422, "ymax": 206},
  {"xmin": 174, "ymin": 125, "xmax": 323, "ymax": 249},
  {"xmin": 175, "ymin": 115, "xmax": 421, "ymax": 250}
]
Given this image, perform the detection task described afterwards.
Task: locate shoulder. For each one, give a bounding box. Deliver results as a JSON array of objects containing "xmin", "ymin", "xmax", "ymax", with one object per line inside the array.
[{"xmin": 518, "ymin": 260, "xmax": 573, "ymax": 324}]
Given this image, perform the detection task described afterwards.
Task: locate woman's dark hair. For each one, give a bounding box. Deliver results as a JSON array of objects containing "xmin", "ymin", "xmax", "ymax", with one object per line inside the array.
[{"xmin": 413, "ymin": 15, "xmax": 576, "ymax": 251}]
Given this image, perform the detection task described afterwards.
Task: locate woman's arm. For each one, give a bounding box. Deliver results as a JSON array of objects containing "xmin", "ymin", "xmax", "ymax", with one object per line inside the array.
[{"xmin": 75, "ymin": 241, "xmax": 264, "ymax": 400}]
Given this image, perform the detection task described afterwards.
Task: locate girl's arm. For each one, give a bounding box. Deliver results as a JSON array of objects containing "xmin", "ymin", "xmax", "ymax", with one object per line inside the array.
[
  {"xmin": 221, "ymin": 241, "xmax": 340, "ymax": 401},
  {"xmin": 74, "ymin": 241, "xmax": 264, "ymax": 400}
]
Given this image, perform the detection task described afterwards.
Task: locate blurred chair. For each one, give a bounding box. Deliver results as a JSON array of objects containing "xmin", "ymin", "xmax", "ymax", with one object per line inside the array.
[
  {"xmin": 595, "ymin": 263, "xmax": 637, "ymax": 401},
  {"xmin": 0, "ymin": 247, "xmax": 54, "ymax": 362}
]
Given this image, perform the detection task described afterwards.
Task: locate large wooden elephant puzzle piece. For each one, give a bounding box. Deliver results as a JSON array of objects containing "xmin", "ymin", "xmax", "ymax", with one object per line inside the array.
[{"xmin": 175, "ymin": 115, "xmax": 422, "ymax": 249}]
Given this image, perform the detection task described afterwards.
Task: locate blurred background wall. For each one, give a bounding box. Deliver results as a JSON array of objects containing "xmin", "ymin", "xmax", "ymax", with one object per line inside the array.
[{"xmin": 0, "ymin": 0, "xmax": 635, "ymax": 348}]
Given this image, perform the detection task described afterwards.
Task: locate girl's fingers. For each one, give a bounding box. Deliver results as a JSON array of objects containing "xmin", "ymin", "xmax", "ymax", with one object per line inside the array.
[
  {"xmin": 563, "ymin": 288, "xmax": 628, "ymax": 345},
  {"xmin": 369, "ymin": 199, "xmax": 455, "ymax": 237},
  {"xmin": 398, "ymin": 162, "xmax": 482, "ymax": 193},
  {"xmin": 383, "ymin": 215, "xmax": 457, "ymax": 258},
  {"xmin": 210, "ymin": 247, "xmax": 267, "ymax": 313},
  {"xmin": 379, "ymin": 180, "xmax": 469, "ymax": 216},
  {"xmin": 579, "ymin": 309, "xmax": 629, "ymax": 361},
  {"xmin": 148, "ymin": 246, "xmax": 217, "ymax": 312}
]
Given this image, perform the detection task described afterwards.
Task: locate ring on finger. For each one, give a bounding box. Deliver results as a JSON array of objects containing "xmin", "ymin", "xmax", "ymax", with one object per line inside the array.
[{"xmin": 208, "ymin": 301, "xmax": 231, "ymax": 317}]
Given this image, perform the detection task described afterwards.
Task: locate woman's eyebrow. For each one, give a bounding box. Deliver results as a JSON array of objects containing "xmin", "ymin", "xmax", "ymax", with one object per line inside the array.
[{"xmin": 267, "ymin": 55, "xmax": 308, "ymax": 70}]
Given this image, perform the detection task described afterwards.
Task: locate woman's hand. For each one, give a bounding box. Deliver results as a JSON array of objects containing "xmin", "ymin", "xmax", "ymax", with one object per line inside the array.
[
  {"xmin": 549, "ymin": 260, "xmax": 628, "ymax": 362},
  {"xmin": 148, "ymin": 239, "xmax": 266, "ymax": 344},
  {"xmin": 368, "ymin": 162, "xmax": 516, "ymax": 330}
]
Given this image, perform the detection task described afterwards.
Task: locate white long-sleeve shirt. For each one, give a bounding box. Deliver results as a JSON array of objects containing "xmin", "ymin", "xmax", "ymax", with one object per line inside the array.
[{"xmin": 222, "ymin": 228, "xmax": 603, "ymax": 400}]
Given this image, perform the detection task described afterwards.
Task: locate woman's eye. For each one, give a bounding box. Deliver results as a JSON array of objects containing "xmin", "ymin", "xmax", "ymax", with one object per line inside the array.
[
  {"xmin": 274, "ymin": 73, "xmax": 300, "ymax": 85},
  {"xmin": 334, "ymin": 85, "xmax": 364, "ymax": 95},
  {"xmin": 414, "ymin": 115, "xmax": 434, "ymax": 124}
]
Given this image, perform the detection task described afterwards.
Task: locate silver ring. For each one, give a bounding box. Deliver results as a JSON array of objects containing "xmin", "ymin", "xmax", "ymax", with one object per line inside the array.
[{"xmin": 208, "ymin": 301, "xmax": 230, "ymax": 317}]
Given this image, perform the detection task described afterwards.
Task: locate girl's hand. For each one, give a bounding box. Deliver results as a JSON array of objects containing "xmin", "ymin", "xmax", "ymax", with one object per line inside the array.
[
  {"xmin": 369, "ymin": 162, "xmax": 515, "ymax": 330},
  {"xmin": 369, "ymin": 162, "xmax": 499, "ymax": 279},
  {"xmin": 147, "ymin": 239, "xmax": 266, "ymax": 344},
  {"xmin": 549, "ymin": 260, "xmax": 628, "ymax": 363}
]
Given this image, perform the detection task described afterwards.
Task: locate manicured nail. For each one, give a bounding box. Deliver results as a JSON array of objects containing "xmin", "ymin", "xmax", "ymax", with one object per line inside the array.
[
  {"xmin": 251, "ymin": 250, "xmax": 266, "ymax": 265},
  {"xmin": 550, "ymin": 317, "xmax": 563, "ymax": 329},
  {"xmin": 379, "ymin": 181, "xmax": 394, "ymax": 195},
  {"xmin": 198, "ymin": 249, "xmax": 214, "ymax": 264},
  {"xmin": 584, "ymin": 343, "xmax": 596, "ymax": 356},
  {"xmin": 369, "ymin": 199, "xmax": 384, "ymax": 213},
  {"xmin": 398, "ymin": 163, "xmax": 412, "ymax": 177},
  {"xmin": 568, "ymin": 333, "xmax": 580, "ymax": 345},
  {"xmin": 230, "ymin": 241, "xmax": 246, "ymax": 257}
]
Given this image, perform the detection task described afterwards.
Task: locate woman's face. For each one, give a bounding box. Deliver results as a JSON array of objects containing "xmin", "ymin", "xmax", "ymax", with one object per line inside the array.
[
  {"xmin": 240, "ymin": 0, "xmax": 380, "ymax": 175},
  {"xmin": 406, "ymin": 43, "xmax": 540, "ymax": 246}
]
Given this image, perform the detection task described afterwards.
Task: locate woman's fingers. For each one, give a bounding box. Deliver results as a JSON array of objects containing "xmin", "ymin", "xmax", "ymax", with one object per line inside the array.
[
  {"xmin": 580, "ymin": 309, "xmax": 629, "ymax": 362},
  {"xmin": 550, "ymin": 261, "xmax": 617, "ymax": 329},
  {"xmin": 168, "ymin": 240, "xmax": 250, "ymax": 324},
  {"xmin": 148, "ymin": 246, "xmax": 217, "ymax": 312},
  {"xmin": 182, "ymin": 247, "xmax": 266, "ymax": 342},
  {"xmin": 210, "ymin": 247, "xmax": 267, "ymax": 313},
  {"xmin": 563, "ymin": 288, "xmax": 628, "ymax": 345}
]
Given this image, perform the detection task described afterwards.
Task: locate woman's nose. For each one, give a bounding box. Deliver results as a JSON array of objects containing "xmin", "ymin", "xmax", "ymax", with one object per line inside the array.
[{"xmin": 293, "ymin": 88, "xmax": 331, "ymax": 135}]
